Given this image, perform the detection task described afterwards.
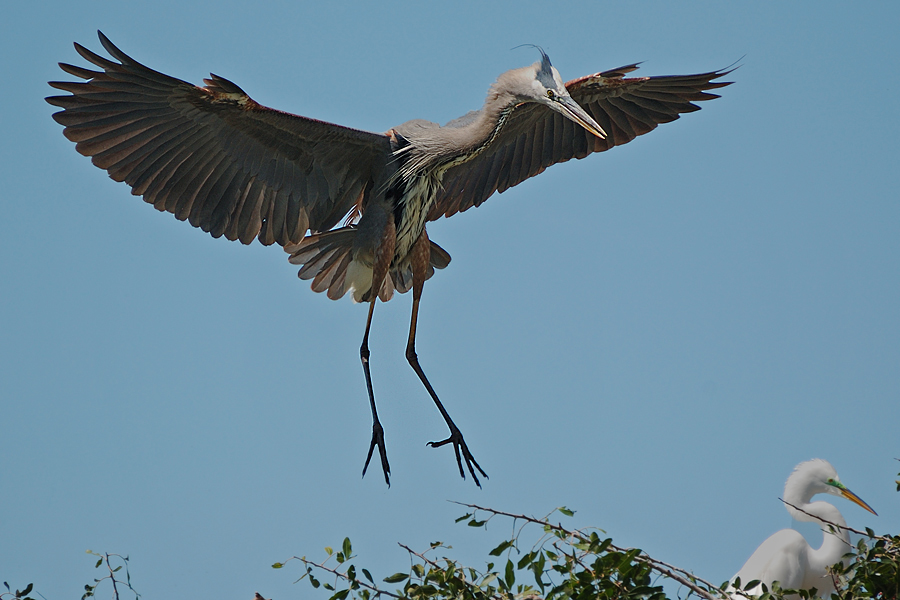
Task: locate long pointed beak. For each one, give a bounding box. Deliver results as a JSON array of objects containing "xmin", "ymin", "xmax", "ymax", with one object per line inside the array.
[
  {"xmin": 840, "ymin": 487, "xmax": 878, "ymax": 516},
  {"xmin": 555, "ymin": 95, "xmax": 607, "ymax": 139}
]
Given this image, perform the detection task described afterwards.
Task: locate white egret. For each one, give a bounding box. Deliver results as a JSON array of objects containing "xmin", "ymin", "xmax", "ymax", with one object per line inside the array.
[{"xmin": 728, "ymin": 459, "xmax": 876, "ymax": 598}]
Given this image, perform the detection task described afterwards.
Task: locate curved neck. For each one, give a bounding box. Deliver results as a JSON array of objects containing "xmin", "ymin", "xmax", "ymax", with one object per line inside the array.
[
  {"xmin": 397, "ymin": 89, "xmax": 518, "ymax": 179},
  {"xmin": 789, "ymin": 499, "xmax": 852, "ymax": 580}
]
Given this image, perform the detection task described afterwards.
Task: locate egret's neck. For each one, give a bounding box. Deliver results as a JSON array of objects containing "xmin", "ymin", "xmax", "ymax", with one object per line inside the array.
[{"xmin": 789, "ymin": 500, "xmax": 852, "ymax": 588}]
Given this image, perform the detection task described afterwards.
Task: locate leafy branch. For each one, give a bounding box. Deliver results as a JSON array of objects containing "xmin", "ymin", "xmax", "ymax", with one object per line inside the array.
[
  {"xmin": 276, "ymin": 493, "xmax": 900, "ymax": 600},
  {"xmin": 276, "ymin": 503, "xmax": 730, "ymax": 600},
  {"xmin": 81, "ymin": 551, "xmax": 140, "ymax": 600},
  {"xmin": 454, "ymin": 502, "xmax": 724, "ymax": 600},
  {"xmin": 1, "ymin": 582, "xmax": 36, "ymax": 600}
]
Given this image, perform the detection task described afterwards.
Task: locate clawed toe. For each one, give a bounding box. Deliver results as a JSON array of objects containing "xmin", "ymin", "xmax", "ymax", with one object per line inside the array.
[
  {"xmin": 428, "ymin": 427, "xmax": 488, "ymax": 487},
  {"xmin": 362, "ymin": 420, "xmax": 391, "ymax": 487}
]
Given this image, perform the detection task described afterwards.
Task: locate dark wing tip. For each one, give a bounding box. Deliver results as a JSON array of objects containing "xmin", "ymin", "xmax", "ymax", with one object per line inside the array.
[
  {"xmin": 57, "ymin": 61, "xmax": 99, "ymax": 80},
  {"xmin": 96, "ymin": 30, "xmax": 123, "ymax": 60},
  {"xmin": 96, "ymin": 30, "xmax": 153, "ymax": 72},
  {"xmin": 203, "ymin": 73, "xmax": 249, "ymax": 96},
  {"xmin": 599, "ymin": 62, "xmax": 643, "ymax": 78},
  {"xmin": 73, "ymin": 40, "xmax": 118, "ymax": 71},
  {"xmin": 705, "ymin": 58, "xmax": 744, "ymax": 87}
]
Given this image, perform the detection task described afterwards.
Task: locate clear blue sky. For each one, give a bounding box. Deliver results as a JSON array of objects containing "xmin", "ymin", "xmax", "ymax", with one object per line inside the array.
[{"xmin": 2, "ymin": 1, "xmax": 898, "ymax": 598}]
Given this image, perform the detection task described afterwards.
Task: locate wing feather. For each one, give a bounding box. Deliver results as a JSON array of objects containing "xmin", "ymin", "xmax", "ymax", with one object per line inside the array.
[
  {"xmin": 47, "ymin": 31, "xmax": 393, "ymax": 247},
  {"xmin": 429, "ymin": 64, "xmax": 732, "ymax": 220}
]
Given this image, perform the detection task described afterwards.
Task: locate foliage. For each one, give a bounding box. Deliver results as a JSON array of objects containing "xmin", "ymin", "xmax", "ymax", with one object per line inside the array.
[
  {"xmin": 81, "ymin": 551, "xmax": 140, "ymax": 600},
  {"xmin": 30, "ymin": 466, "xmax": 899, "ymax": 600},
  {"xmin": 1, "ymin": 582, "xmax": 35, "ymax": 600},
  {"xmin": 276, "ymin": 499, "xmax": 900, "ymax": 600},
  {"xmin": 277, "ymin": 503, "xmax": 724, "ymax": 600},
  {"xmin": 837, "ymin": 532, "xmax": 900, "ymax": 599}
]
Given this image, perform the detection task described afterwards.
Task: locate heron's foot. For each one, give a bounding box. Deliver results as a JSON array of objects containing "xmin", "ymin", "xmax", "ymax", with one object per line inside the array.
[
  {"xmin": 362, "ymin": 419, "xmax": 391, "ymax": 487},
  {"xmin": 427, "ymin": 425, "xmax": 488, "ymax": 488}
]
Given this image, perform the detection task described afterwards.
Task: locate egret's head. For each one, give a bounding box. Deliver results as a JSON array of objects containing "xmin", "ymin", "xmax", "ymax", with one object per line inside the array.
[{"xmin": 786, "ymin": 459, "xmax": 877, "ymax": 515}]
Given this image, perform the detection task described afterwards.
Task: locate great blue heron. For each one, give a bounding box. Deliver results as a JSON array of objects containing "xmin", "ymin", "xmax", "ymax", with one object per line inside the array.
[{"xmin": 47, "ymin": 32, "xmax": 731, "ymax": 487}]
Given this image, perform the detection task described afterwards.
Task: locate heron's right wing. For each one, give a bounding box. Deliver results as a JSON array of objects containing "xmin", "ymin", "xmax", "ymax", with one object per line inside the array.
[
  {"xmin": 428, "ymin": 64, "xmax": 732, "ymax": 220},
  {"xmin": 47, "ymin": 32, "xmax": 394, "ymax": 248}
]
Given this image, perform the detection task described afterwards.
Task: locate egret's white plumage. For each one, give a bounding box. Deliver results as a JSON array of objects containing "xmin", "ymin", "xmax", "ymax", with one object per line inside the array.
[{"xmin": 728, "ymin": 459, "xmax": 876, "ymax": 598}]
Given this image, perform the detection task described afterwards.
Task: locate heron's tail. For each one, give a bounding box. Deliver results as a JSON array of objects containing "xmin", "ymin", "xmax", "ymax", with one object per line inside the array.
[{"xmin": 285, "ymin": 228, "xmax": 451, "ymax": 302}]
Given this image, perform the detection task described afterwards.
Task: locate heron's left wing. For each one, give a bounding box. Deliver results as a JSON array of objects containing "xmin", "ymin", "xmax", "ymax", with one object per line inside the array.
[{"xmin": 428, "ymin": 64, "xmax": 732, "ymax": 220}]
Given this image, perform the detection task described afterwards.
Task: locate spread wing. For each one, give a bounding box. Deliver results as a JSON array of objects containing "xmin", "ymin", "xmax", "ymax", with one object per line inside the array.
[
  {"xmin": 46, "ymin": 31, "xmax": 394, "ymax": 247},
  {"xmin": 428, "ymin": 64, "xmax": 733, "ymax": 220}
]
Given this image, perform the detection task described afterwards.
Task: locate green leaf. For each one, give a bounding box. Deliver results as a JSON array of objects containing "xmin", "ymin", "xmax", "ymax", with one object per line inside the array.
[
  {"xmin": 343, "ymin": 537, "xmax": 352, "ymax": 558},
  {"xmin": 504, "ymin": 559, "xmax": 515, "ymax": 588},
  {"xmin": 362, "ymin": 569, "xmax": 374, "ymax": 584},
  {"xmin": 383, "ymin": 573, "xmax": 409, "ymax": 584},
  {"xmin": 455, "ymin": 513, "xmax": 472, "ymax": 523},
  {"xmin": 517, "ymin": 551, "xmax": 536, "ymax": 570},
  {"xmin": 329, "ymin": 590, "xmax": 350, "ymax": 600},
  {"xmin": 533, "ymin": 552, "xmax": 546, "ymax": 580},
  {"xmin": 325, "ymin": 546, "xmax": 333, "ymax": 556},
  {"xmin": 19, "ymin": 584, "xmax": 33, "ymax": 597},
  {"xmin": 272, "ymin": 562, "xmax": 283, "ymax": 569},
  {"xmin": 619, "ymin": 547, "xmax": 641, "ymax": 567},
  {"xmin": 95, "ymin": 558, "xmax": 102, "ymax": 568},
  {"xmin": 467, "ymin": 519, "xmax": 486, "ymax": 527},
  {"xmin": 558, "ymin": 507, "xmax": 575, "ymax": 517},
  {"xmin": 415, "ymin": 584, "xmax": 439, "ymax": 597},
  {"xmin": 489, "ymin": 540, "xmax": 513, "ymax": 556},
  {"xmin": 594, "ymin": 538, "xmax": 612, "ymax": 554}
]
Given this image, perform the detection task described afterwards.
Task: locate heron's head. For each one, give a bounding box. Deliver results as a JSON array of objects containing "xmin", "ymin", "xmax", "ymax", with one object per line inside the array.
[{"xmin": 511, "ymin": 48, "xmax": 606, "ymax": 140}]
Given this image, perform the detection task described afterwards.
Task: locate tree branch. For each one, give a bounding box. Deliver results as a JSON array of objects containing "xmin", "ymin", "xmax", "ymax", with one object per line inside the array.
[{"xmin": 453, "ymin": 502, "xmax": 726, "ymax": 600}]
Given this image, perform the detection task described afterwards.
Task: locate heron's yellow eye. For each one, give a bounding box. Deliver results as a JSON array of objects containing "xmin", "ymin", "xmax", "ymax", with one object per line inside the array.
[{"xmin": 547, "ymin": 90, "xmax": 555, "ymax": 99}]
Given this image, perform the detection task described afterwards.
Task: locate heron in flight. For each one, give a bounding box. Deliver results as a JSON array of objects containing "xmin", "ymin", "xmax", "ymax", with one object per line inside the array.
[
  {"xmin": 728, "ymin": 459, "xmax": 877, "ymax": 598},
  {"xmin": 47, "ymin": 32, "xmax": 731, "ymax": 487}
]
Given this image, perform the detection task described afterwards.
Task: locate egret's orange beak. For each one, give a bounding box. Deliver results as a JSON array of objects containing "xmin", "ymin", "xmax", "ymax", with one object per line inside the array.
[{"xmin": 839, "ymin": 486, "xmax": 878, "ymax": 516}]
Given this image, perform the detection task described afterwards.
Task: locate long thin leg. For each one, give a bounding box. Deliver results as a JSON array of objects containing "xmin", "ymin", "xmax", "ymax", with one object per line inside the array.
[
  {"xmin": 358, "ymin": 210, "xmax": 396, "ymax": 486},
  {"xmin": 360, "ymin": 296, "xmax": 390, "ymax": 486},
  {"xmin": 407, "ymin": 230, "xmax": 488, "ymax": 487}
]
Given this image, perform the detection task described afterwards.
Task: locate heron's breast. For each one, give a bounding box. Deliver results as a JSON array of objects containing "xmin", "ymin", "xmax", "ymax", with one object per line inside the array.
[{"xmin": 394, "ymin": 174, "xmax": 441, "ymax": 262}]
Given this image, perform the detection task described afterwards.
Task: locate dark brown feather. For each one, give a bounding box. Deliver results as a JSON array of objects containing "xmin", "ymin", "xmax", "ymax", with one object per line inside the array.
[
  {"xmin": 428, "ymin": 65, "xmax": 733, "ymax": 220},
  {"xmin": 47, "ymin": 31, "xmax": 394, "ymax": 247}
]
